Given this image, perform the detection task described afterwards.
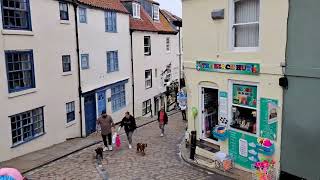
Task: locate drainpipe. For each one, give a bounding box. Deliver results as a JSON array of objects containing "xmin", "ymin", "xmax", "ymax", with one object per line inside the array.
[
  {"xmin": 72, "ymin": 0, "xmax": 83, "ymax": 137},
  {"xmin": 130, "ymin": 30, "xmax": 135, "ymax": 117},
  {"xmin": 178, "ymin": 26, "xmax": 182, "ymax": 90}
]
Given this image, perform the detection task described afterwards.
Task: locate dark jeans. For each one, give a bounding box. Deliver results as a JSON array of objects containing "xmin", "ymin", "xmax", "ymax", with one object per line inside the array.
[
  {"xmin": 102, "ymin": 133, "xmax": 112, "ymax": 147},
  {"xmin": 181, "ymin": 110, "xmax": 186, "ymax": 120},
  {"xmin": 126, "ymin": 131, "xmax": 134, "ymax": 144}
]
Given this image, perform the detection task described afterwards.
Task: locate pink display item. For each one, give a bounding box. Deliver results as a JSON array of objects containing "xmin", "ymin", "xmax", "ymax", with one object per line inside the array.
[
  {"xmin": 0, "ymin": 168, "xmax": 24, "ymax": 180},
  {"xmin": 263, "ymin": 139, "xmax": 272, "ymax": 147}
]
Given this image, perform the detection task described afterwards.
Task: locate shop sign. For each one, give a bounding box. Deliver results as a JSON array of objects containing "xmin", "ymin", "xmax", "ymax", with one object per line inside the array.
[
  {"xmin": 196, "ymin": 61, "xmax": 260, "ymax": 75},
  {"xmin": 218, "ymin": 91, "xmax": 228, "ymax": 126},
  {"xmin": 229, "ymin": 130, "xmax": 258, "ymax": 169},
  {"xmin": 232, "ymin": 84, "xmax": 257, "ymax": 108},
  {"xmin": 260, "ymin": 98, "xmax": 278, "ymax": 141}
]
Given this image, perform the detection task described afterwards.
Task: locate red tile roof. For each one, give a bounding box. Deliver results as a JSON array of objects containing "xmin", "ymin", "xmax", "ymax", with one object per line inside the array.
[
  {"xmin": 161, "ymin": 9, "xmax": 182, "ymax": 22},
  {"xmin": 124, "ymin": 1, "xmax": 177, "ymax": 34},
  {"xmin": 78, "ymin": 0, "xmax": 129, "ymax": 14},
  {"xmin": 153, "ymin": 11, "xmax": 177, "ymax": 34},
  {"xmin": 129, "ymin": 8, "xmax": 158, "ymax": 32}
]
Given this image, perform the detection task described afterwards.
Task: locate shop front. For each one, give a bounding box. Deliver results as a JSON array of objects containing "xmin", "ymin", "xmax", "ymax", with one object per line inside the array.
[{"xmin": 189, "ymin": 61, "xmax": 282, "ymax": 178}]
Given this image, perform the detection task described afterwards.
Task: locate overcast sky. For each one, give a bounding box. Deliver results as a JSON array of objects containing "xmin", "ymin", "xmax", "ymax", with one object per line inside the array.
[{"xmin": 157, "ymin": 0, "xmax": 182, "ymax": 17}]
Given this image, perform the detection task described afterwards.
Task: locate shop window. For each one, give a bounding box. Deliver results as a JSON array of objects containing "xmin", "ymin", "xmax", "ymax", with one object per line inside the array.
[{"xmin": 230, "ymin": 84, "xmax": 257, "ymax": 134}]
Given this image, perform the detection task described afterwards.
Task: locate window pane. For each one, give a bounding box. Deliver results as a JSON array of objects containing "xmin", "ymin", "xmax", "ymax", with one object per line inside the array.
[
  {"xmin": 2, "ymin": 0, "xmax": 31, "ymax": 30},
  {"xmin": 10, "ymin": 107, "xmax": 44, "ymax": 145},
  {"xmin": 235, "ymin": 0, "xmax": 259, "ymax": 24},
  {"xmin": 235, "ymin": 24, "xmax": 259, "ymax": 47},
  {"xmin": 5, "ymin": 51, "xmax": 35, "ymax": 92}
]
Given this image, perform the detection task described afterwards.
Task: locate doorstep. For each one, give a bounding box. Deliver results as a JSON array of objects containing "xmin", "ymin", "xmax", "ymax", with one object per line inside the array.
[{"xmin": 180, "ymin": 140, "xmax": 252, "ymax": 180}]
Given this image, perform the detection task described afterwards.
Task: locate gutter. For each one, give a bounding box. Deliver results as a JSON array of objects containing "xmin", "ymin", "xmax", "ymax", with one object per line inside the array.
[
  {"xmin": 130, "ymin": 30, "xmax": 135, "ymax": 117},
  {"xmin": 72, "ymin": 0, "xmax": 83, "ymax": 137}
]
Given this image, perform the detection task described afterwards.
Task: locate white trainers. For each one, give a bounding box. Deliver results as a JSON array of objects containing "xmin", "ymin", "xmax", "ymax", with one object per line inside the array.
[
  {"xmin": 129, "ymin": 144, "xmax": 132, "ymax": 149},
  {"xmin": 160, "ymin": 133, "xmax": 164, "ymax": 137},
  {"xmin": 108, "ymin": 146, "xmax": 113, "ymax": 151},
  {"xmin": 103, "ymin": 147, "xmax": 108, "ymax": 152}
]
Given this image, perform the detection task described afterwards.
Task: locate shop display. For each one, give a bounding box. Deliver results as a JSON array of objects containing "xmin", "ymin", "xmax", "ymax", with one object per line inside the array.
[
  {"xmin": 256, "ymin": 137, "xmax": 275, "ymax": 156},
  {"xmin": 232, "ymin": 84, "xmax": 257, "ymax": 108},
  {"xmin": 230, "ymin": 84, "xmax": 258, "ymax": 134},
  {"xmin": 230, "ymin": 106, "xmax": 257, "ymax": 134},
  {"xmin": 212, "ymin": 125, "xmax": 229, "ymax": 141},
  {"xmin": 260, "ymin": 98, "xmax": 278, "ymax": 141},
  {"xmin": 252, "ymin": 159, "xmax": 277, "ymax": 180}
]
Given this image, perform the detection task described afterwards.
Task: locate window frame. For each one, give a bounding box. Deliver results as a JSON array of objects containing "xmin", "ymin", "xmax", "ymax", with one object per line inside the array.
[
  {"xmin": 59, "ymin": 2, "xmax": 69, "ymax": 21},
  {"xmin": 66, "ymin": 101, "xmax": 75, "ymax": 123},
  {"xmin": 132, "ymin": 3, "xmax": 141, "ymax": 19},
  {"xmin": 10, "ymin": 107, "xmax": 45, "ymax": 147},
  {"xmin": 142, "ymin": 99, "xmax": 151, "ymax": 116},
  {"xmin": 5, "ymin": 50, "xmax": 35, "ymax": 93},
  {"xmin": 228, "ymin": 80, "xmax": 260, "ymax": 136},
  {"xmin": 106, "ymin": 50, "xmax": 119, "ymax": 73},
  {"xmin": 79, "ymin": 7, "xmax": 87, "ymax": 23},
  {"xmin": 229, "ymin": 0, "xmax": 260, "ymax": 52},
  {"xmin": 152, "ymin": 5, "xmax": 160, "ymax": 21},
  {"xmin": 1, "ymin": 0, "xmax": 32, "ymax": 30},
  {"xmin": 144, "ymin": 36, "xmax": 151, "ymax": 56},
  {"xmin": 166, "ymin": 37, "xmax": 171, "ymax": 53},
  {"xmin": 105, "ymin": 11, "xmax": 117, "ymax": 32},
  {"xmin": 81, "ymin": 54, "xmax": 89, "ymax": 70},
  {"xmin": 62, "ymin": 55, "xmax": 71, "ymax": 72},
  {"xmin": 111, "ymin": 84, "xmax": 126, "ymax": 112},
  {"xmin": 145, "ymin": 69, "xmax": 152, "ymax": 89}
]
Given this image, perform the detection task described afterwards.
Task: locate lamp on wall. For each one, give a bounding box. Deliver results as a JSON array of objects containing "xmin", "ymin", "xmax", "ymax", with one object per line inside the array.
[{"xmin": 279, "ymin": 77, "xmax": 288, "ymax": 89}]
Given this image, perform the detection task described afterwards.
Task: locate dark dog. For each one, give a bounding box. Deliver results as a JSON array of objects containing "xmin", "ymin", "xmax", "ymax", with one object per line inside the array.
[
  {"xmin": 95, "ymin": 147, "xmax": 103, "ymax": 161},
  {"xmin": 136, "ymin": 143, "xmax": 147, "ymax": 156}
]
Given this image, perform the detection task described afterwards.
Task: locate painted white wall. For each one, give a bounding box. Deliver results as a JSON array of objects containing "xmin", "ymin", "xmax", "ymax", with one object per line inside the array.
[
  {"xmin": 132, "ymin": 31, "xmax": 180, "ymax": 117},
  {"xmin": 0, "ymin": 0, "xmax": 80, "ymax": 162},
  {"xmin": 78, "ymin": 7, "xmax": 132, "ymax": 127}
]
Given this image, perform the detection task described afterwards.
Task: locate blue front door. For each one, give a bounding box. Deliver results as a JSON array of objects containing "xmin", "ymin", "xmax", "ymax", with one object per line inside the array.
[
  {"xmin": 97, "ymin": 90, "xmax": 106, "ymax": 117},
  {"xmin": 84, "ymin": 94, "xmax": 97, "ymax": 136}
]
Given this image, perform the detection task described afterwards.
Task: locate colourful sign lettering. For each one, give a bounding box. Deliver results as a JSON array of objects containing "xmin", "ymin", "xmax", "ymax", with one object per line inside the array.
[{"xmin": 196, "ymin": 61, "xmax": 260, "ymax": 75}]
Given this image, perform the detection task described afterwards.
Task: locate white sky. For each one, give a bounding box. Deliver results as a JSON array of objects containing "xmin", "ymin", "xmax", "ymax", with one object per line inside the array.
[{"xmin": 157, "ymin": 0, "xmax": 182, "ymax": 17}]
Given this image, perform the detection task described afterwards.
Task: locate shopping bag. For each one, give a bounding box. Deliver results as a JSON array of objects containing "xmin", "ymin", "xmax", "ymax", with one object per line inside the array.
[
  {"xmin": 112, "ymin": 133, "xmax": 117, "ymax": 145},
  {"xmin": 115, "ymin": 134, "xmax": 121, "ymax": 149}
]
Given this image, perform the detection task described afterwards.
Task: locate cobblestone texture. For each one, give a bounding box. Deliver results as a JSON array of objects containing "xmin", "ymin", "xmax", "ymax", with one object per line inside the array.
[{"xmin": 25, "ymin": 113, "xmax": 230, "ymax": 180}]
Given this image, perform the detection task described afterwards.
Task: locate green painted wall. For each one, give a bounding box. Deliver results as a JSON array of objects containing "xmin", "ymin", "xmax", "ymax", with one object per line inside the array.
[{"xmin": 282, "ymin": 0, "xmax": 320, "ymax": 179}]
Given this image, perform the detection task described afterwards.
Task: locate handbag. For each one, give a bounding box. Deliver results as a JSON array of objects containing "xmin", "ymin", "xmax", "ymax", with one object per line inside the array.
[{"xmin": 112, "ymin": 133, "xmax": 117, "ymax": 144}]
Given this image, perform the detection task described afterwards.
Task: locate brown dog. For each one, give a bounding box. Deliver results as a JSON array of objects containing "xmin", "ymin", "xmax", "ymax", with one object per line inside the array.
[{"xmin": 136, "ymin": 143, "xmax": 147, "ymax": 156}]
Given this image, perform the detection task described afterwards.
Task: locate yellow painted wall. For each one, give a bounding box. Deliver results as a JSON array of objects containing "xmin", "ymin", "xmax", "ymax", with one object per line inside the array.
[{"xmin": 182, "ymin": 0, "xmax": 289, "ymax": 173}]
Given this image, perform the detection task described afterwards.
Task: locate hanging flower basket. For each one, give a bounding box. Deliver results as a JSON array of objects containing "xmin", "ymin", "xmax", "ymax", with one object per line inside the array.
[{"xmin": 212, "ymin": 126, "xmax": 229, "ymax": 141}]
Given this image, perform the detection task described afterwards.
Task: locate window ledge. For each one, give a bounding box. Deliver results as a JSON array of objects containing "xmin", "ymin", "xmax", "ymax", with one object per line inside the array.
[
  {"xmin": 8, "ymin": 88, "xmax": 37, "ymax": 98},
  {"xmin": 11, "ymin": 133, "xmax": 45, "ymax": 148},
  {"xmin": 62, "ymin": 72, "xmax": 73, "ymax": 76},
  {"xmin": 2, "ymin": 30, "xmax": 34, "ymax": 36},
  {"xmin": 60, "ymin": 20, "xmax": 70, "ymax": 25},
  {"xmin": 231, "ymin": 47, "xmax": 259, "ymax": 53},
  {"xmin": 66, "ymin": 121, "xmax": 76, "ymax": 128}
]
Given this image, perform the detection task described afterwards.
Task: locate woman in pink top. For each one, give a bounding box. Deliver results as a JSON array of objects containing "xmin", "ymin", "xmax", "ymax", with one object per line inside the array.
[{"xmin": 157, "ymin": 107, "xmax": 168, "ymax": 137}]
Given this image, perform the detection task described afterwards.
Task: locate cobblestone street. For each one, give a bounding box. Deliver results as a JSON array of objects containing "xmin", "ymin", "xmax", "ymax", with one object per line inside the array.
[{"xmin": 25, "ymin": 113, "xmax": 230, "ymax": 180}]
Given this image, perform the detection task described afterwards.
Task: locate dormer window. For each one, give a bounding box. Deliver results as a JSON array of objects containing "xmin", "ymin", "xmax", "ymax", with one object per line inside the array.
[
  {"xmin": 152, "ymin": 5, "xmax": 159, "ymax": 21},
  {"xmin": 132, "ymin": 3, "xmax": 140, "ymax": 19}
]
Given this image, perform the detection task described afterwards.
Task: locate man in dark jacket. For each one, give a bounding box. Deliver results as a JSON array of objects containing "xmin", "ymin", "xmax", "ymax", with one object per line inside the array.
[
  {"xmin": 158, "ymin": 107, "xmax": 168, "ymax": 137},
  {"xmin": 120, "ymin": 112, "xmax": 137, "ymax": 149}
]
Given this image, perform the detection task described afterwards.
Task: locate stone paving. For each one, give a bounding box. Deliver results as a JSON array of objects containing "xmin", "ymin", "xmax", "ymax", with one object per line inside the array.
[{"xmin": 25, "ymin": 113, "xmax": 231, "ymax": 180}]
